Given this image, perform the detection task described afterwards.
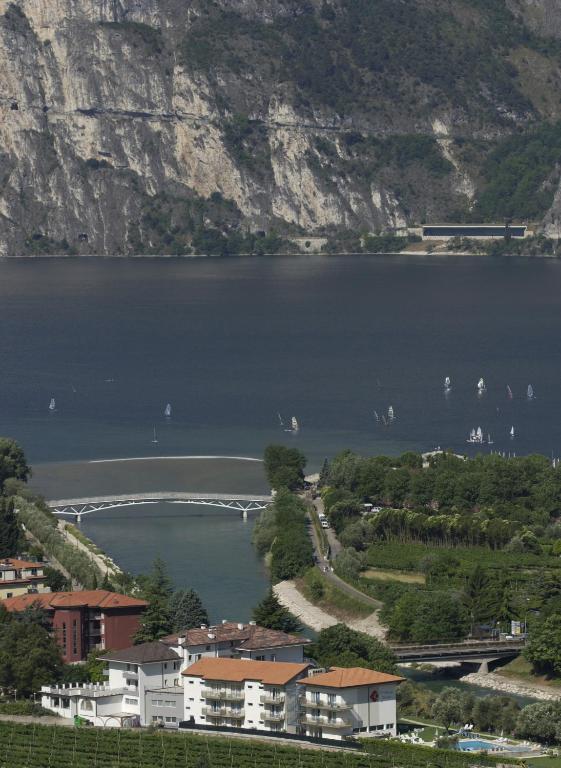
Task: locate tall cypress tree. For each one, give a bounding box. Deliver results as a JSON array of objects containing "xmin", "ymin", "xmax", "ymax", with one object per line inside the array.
[
  {"xmin": 134, "ymin": 557, "xmax": 173, "ymax": 643},
  {"xmin": 0, "ymin": 497, "xmax": 22, "ymax": 558}
]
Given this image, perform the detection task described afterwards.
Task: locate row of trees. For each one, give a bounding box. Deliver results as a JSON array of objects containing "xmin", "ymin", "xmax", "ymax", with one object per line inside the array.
[
  {"xmin": 410, "ymin": 684, "xmax": 561, "ymax": 746},
  {"xmin": 252, "ymin": 490, "xmax": 314, "ymax": 582},
  {"xmin": 325, "ymin": 450, "xmax": 561, "ymax": 522}
]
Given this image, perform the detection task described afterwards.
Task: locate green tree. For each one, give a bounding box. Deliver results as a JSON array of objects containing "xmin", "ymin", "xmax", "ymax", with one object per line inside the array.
[
  {"xmin": 0, "ymin": 497, "xmax": 22, "ymax": 557},
  {"xmin": 43, "ymin": 566, "xmax": 69, "ymax": 593},
  {"xmin": 263, "ymin": 445, "xmax": 306, "ymax": 491},
  {"xmin": 134, "ymin": 558, "xmax": 173, "ymax": 643},
  {"xmin": 318, "ymin": 458, "xmax": 330, "ymax": 488},
  {"xmin": 169, "ymin": 589, "xmax": 209, "ymax": 633},
  {"xmin": 0, "ymin": 619, "xmax": 62, "ymax": 697},
  {"xmin": 309, "ymin": 624, "xmax": 397, "ymax": 672},
  {"xmin": 0, "ymin": 438, "xmax": 30, "ymax": 489},
  {"xmin": 252, "ymin": 589, "xmax": 300, "ymax": 633},
  {"xmin": 515, "ymin": 701, "xmax": 561, "ymax": 744},
  {"xmin": 431, "ymin": 687, "xmax": 466, "ymax": 731},
  {"xmin": 524, "ymin": 614, "xmax": 561, "ymax": 677},
  {"xmin": 85, "ymin": 649, "xmax": 110, "ymax": 683}
]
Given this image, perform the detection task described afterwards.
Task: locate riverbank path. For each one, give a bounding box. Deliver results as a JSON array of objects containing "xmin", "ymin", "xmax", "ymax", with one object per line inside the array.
[{"xmin": 307, "ymin": 495, "xmax": 380, "ymax": 611}]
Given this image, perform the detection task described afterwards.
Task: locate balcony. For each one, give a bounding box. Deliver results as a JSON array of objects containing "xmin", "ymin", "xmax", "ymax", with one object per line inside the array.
[
  {"xmin": 202, "ymin": 688, "xmax": 244, "ymax": 701},
  {"xmin": 299, "ymin": 713, "xmax": 351, "ymax": 730},
  {"xmin": 202, "ymin": 706, "xmax": 244, "ymax": 719},
  {"xmin": 299, "ymin": 697, "xmax": 351, "ymax": 712},
  {"xmin": 260, "ymin": 711, "xmax": 285, "ymax": 723},
  {"xmin": 260, "ymin": 693, "xmax": 285, "ymax": 705}
]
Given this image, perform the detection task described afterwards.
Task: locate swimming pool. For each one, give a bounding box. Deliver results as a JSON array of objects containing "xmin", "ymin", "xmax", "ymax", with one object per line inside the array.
[{"xmin": 457, "ymin": 740, "xmax": 504, "ymax": 752}]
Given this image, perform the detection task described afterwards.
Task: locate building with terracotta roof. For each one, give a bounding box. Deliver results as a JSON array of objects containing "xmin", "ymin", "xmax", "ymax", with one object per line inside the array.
[
  {"xmin": 0, "ymin": 558, "xmax": 49, "ymax": 600},
  {"xmin": 3, "ymin": 590, "xmax": 147, "ymax": 662},
  {"xmin": 297, "ymin": 667, "xmax": 404, "ymax": 741},
  {"xmin": 182, "ymin": 657, "xmax": 310, "ymax": 733},
  {"xmin": 162, "ymin": 620, "xmax": 310, "ymax": 668}
]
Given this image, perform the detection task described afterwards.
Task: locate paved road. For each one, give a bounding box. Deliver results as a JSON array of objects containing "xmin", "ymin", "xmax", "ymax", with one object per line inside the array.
[{"xmin": 306, "ymin": 496, "xmax": 381, "ymax": 610}]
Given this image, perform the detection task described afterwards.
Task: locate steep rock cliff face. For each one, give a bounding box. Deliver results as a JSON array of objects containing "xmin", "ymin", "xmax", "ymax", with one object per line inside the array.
[{"xmin": 0, "ymin": 0, "xmax": 560, "ymax": 255}]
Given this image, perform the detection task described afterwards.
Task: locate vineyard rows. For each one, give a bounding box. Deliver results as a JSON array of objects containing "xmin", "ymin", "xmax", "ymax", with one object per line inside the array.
[{"xmin": 0, "ymin": 722, "xmax": 511, "ymax": 768}]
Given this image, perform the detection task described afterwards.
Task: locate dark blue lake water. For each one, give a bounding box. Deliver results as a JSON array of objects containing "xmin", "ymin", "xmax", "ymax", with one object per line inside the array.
[{"xmin": 2, "ymin": 254, "xmax": 561, "ymax": 619}]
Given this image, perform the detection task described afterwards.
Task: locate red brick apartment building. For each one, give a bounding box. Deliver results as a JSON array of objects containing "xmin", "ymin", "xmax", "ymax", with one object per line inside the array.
[{"xmin": 2, "ymin": 590, "xmax": 147, "ymax": 662}]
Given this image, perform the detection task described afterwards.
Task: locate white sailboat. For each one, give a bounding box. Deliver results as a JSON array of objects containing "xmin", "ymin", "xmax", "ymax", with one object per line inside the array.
[
  {"xmin": 164, "ymin": 403, "xmax": 172, "ymax": 418},
  {"xmin": 49, "ymin": 398, "xmax": 56, "ymax": 412},
  {"xmin": 477, "ymin": 378, "xmax": 486, "ymax": 393},
  {"xmin": 467, "ymin": 428, "xmax": 477, "ymax": 444},
  {"xmin": 527, "ymin": 385, "xmax": 534, "ymax": 400},
  {"xmin": 388, "ymin": 405, "xmax": 395, "ymax": 420},
  {"xmin": 291, "ymin": 416, "xmax": 300, "ymax": 432},
  {"xmin": 373, "ymin": 410, "xmax": 380, "ymax": 422},
  {"xmin": 476, "ymin": 427, "xmax": 483, "ymax": 443},
  {"xmin": 277, "ymin": 412, "xmax": 284, "ymax": 427},
  {"xmin": 510, "ymin": 426, "xmax": 515, "ymax": 439},
  {"xmin": 152, "ymin": 426, "xmax": 158, "ymax": 444},
  {"xmin": 488, "ymin": 434, "xmax": 494, "ymax": 445},
  {"xmin": 507, "ymin": 385, "xmax": 513, "ymax": 399},
  {"xmin": 444, "ymin": 376, "xmax": 451, "ymax": 391}
]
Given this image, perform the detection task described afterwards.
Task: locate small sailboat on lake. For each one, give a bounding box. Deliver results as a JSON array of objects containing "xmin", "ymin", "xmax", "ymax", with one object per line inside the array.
[
  {"xmin": 291, "ymin": 416, "xmax": 300, "ymax": 433},
  {"xmin": 507, "ymin": 385, "xmax": 513, "ymax": 399},
  {"xmin": 373, "ymin": 410, "xmax": 380, "ymax": 422},
  {"xmin": 527, "ymin": 384, "xmax": 534, "ymax": 400},
  {"xmin": 444, "ymin": 376, "xmax": 451, "ymax": 392},
  {"xmin": 164, "ymin": 403, "xmax": 172, "ymax": 418},
  {"xmin": 388, "ymin": 405, "xmax": 395, "ymax": 421},
  {"xmin": 510, "ymin": 426, "xmax": 515, "ymax": 439},
  {"xmin": 477, "ymin": 378, "xmax": 486, "ymax": 394},
  {"xmin": 152, "ymin": 426, "xmax": 158, "ymax": 444},
  {"xmin": 49, "ymin": 398, "xmax": 56, "ymax": 412}
]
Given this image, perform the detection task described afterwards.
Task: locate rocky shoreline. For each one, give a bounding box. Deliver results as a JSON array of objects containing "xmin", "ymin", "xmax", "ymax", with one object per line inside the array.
[{"xmin": 460, "ymin": 672, "xmax": 561, "ymax": 701}]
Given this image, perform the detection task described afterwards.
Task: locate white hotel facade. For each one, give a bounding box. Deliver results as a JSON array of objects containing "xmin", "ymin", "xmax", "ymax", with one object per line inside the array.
[{"xmin": 41, "ymin": 620, "xmax": 403, "ymax": 740}]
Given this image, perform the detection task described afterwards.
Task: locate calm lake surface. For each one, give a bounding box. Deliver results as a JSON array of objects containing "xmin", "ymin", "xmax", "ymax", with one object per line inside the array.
[{"xmin": 3, "ymin": 254, "xmax": 561, "ymax": 620}]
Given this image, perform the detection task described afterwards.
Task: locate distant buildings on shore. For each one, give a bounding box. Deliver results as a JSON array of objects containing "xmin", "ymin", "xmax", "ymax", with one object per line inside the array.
[
  {"xmin": 40, "ymin": 620, "xmax": 403, "ymax": 741},
  {"xmin": 0, "ymin": 558, "xmax": 50, "ymax": 599}
]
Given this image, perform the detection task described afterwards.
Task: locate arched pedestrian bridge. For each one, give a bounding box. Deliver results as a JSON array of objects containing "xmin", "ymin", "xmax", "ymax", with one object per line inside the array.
[{"xmin": 47, "ymin": 492, "xmax": 273, "ymax": 521}]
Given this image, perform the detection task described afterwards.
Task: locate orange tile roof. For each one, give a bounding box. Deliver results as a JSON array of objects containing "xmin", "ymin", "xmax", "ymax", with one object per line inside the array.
[
  {"xmin": 2, "ymin": 590, "xmax": 147, "ymax": 612},
  {"xmin": 183, "ymin": 658, "xmax": 310, "ymax": 686},
  {"xmin": 297, "ymin": 667, "xmax": 405, "ymax": 689}
]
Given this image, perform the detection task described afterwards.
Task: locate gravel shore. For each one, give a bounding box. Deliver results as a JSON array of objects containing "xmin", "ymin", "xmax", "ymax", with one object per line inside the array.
[
  {"xmin": 460, "ymin": 672, "xmax": 561, "ymax": 701},
  {"xmin": 273, "ymin": 580, "xmax": 386, "ymax": 639}
]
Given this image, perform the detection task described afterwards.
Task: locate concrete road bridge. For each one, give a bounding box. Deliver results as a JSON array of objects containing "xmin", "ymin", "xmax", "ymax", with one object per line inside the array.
[
  {"xmin": 47, "ymin": 492, "xmax": 273, "ymax": 521},
  {"xmin": 391, "ymin": 639, "xmax": 525, "ymax": 672}
]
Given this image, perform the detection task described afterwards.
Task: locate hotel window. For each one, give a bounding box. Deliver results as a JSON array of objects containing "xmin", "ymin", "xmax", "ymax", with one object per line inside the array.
[
  {"xmin": 165, "ymin": 716, "xmax": 176, "ymax": 723},
  {"xmin": 386, "ymin": 724, "xmax": 394, "ymax": 729},
  {"xmin": 80, "ymin": 700, "xmax": 93, "ymax": 712},
  {"xmin": 62, "ymin": 622, "xmax": 67, "ymax": 647},
  {"xmin": 72, "ymin": 620, "xmax": 78, "ymax": 655},
  {"xmin": 165, "ymin": 701, "xmax": 176, "ymax": 707},
  {"xmin": 328, "ymin": 694, "xmax": 336, "ymax": 706},
  {"xmin": 124, "ymin": 698, "xmax": 138, "ymax": 706},
  {"xmin": 312, "ymin": 692, "xmax": 320, "ymax": 704}
]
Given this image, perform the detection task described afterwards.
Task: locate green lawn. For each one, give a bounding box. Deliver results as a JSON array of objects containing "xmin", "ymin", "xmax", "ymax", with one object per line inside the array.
[{"xmin": 297, "ymin": 568, "xmax": 373, "ymax": 620}]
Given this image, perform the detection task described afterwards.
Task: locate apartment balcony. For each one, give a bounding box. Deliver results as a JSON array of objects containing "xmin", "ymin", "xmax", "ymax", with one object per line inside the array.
[
  {"xmin": 299, "ymin": 697, "xmax": 351, "ymax": 712},
  {"xmin": 260, "ymin": 693, "xmax": 285, "ymax": 705},
  {"xmin": 299, "ymin": 713, "xmax": 351, "ymax": 730},
  {"xmin": 202, "ymin": 688, "xmax": 244, "ymax": 701},
  {"xmin": 260, "ymin": 711, "xmax": 285, "ymax": 723},
  {"xmin": 202, "ymin": 706, "xmax": 244, "ymax": 719}
]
